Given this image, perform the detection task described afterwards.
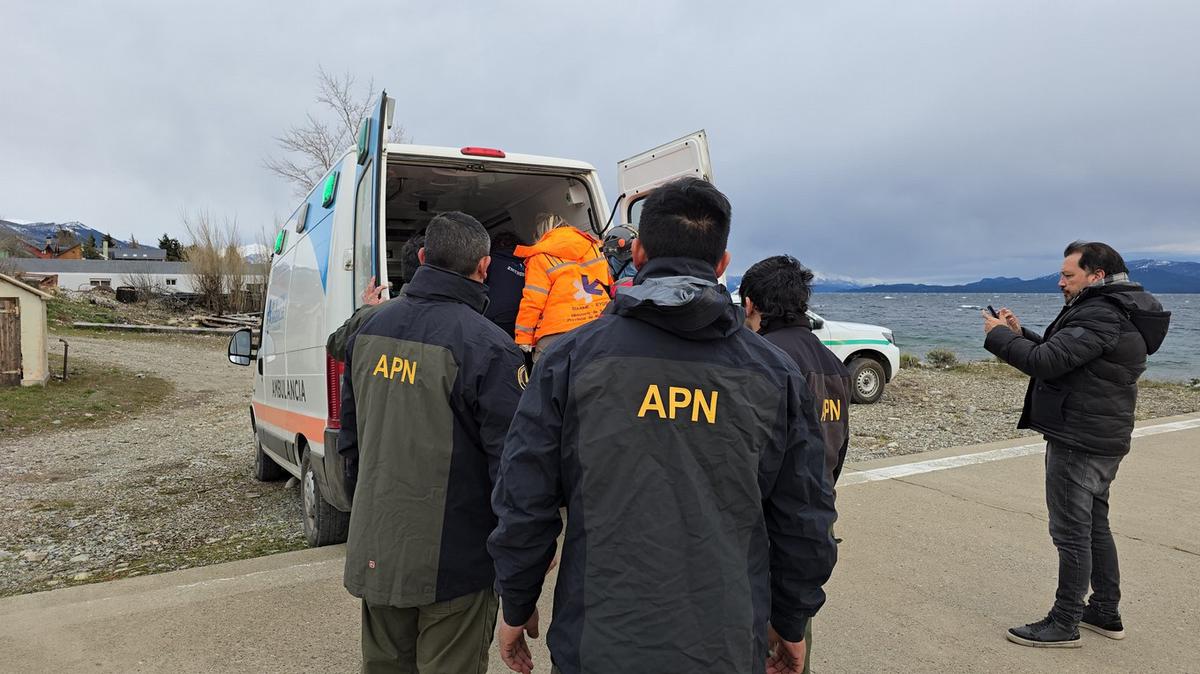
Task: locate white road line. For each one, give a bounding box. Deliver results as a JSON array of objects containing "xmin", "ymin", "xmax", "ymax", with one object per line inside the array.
[{"xmin": 841, "ymin": 416, "xmax": 1200, "ymax": 487}]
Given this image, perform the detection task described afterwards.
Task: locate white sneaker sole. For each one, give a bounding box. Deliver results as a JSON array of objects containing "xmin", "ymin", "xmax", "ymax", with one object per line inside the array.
[
  {"xmin": 1080, "ymin": 622, "xmax": 1126, "ymax": 640},
  {"xmin": 1006, "ymin": 631, "xmax": 1082, "ymax": 648}
]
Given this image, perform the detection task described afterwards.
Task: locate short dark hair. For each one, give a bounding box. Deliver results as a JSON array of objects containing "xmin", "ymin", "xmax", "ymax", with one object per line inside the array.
[
  {"xmin": 738, "ymin": 255, "xmax": 814, "ymax": 330},
  {"xmin": 423, "ymin": 211, "xmax": 490, "ymax": 276},
  {"xmin": 399, "ymin": 234, "xmax": 424, "ymax": 283},
  {"xmin": 1064, "ymin": 240, "xmax": 1128, "ymax": 276},
  {"xmin": 637, "ymin": 177, "xmax": 731, "ymax": 266},
  {"xmin": 490, "ymin": 230, "xmax": 522, "ymax": 253}
]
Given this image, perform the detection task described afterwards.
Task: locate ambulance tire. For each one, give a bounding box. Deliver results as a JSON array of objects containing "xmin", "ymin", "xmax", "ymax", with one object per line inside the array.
[
  {"xmin": 301, "ymin": 451, "xmax": 350, "ymax": 547},
  {"xmin": 848, "ymin": 357, "xmax": 886, "ymax": 404},
  {"xmin": 253, "ymin": 437, "xmax": 287, "ymax": 482}
]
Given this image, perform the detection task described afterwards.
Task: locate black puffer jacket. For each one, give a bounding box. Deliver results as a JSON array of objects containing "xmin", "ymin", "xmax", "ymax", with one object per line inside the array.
[
  {"xmin": 488, "ymin": 257, "xmax": 836, "ymax": 674},
  {"xmin": 985, "ymin": 283, "xmax": 1170, "ymax": 457}
]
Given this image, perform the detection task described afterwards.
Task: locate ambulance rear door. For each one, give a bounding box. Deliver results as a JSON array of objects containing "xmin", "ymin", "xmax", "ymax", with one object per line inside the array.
[{"xmin": 616, "ymin": 130, "xmax": 713, "ymax": 225}]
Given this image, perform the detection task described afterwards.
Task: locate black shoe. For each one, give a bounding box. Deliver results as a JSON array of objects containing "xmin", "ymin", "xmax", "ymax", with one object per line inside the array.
[
  {"xmin": 1006, "ymin": 616, "xmax": 1081, "ymax": 648},
  {"xmin": 1080, "ymin": 605, "xmax": 1125, "ymax": 640}
]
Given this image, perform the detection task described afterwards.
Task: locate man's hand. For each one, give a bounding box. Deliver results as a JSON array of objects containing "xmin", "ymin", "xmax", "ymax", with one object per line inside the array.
[
  {"xmin": 498, "ymin": 609, "xmax": 539, "ymax": 674},
  {"xmin": 998, "ymin": 307, "xmax": 1021, "ymax": 334},
  {"xmin": 361, "ymin": 276, "xmax": 388, "ymax": 306},
  {"xmin": 766, "ymin": 625, "xmax": 807, "ymax": 674},
  {"xmin": 981, "ymin": 310, "xmax": 1006, "ymax": 333}
]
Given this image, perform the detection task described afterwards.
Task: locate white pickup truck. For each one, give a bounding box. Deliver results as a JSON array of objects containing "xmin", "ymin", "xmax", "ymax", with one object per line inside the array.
[{"xmin": 807, "ymin": 310, "xmax": 900, "ymax": 404}]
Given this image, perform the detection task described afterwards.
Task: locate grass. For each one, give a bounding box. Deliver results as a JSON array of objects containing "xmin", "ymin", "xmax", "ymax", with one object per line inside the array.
[
  {"xmin": 0, "ymin": 352, "xmax": 174, "ymax": 438},
  {"xmin": 46, "ymin": 297, "xmax": 121, "ymax": 326}
]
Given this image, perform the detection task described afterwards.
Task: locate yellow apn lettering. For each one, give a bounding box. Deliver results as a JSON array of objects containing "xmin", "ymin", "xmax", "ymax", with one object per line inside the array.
[
  {"xmin": 692, "ymin": 389, "xmax": 718, "ymax": 424},
  {"xmin": 372, "ymin": 354, "xmax": 390, "ymax": 378},
  {"xmin": 401, "ymin": 360, "xmax": 417, "ymax": 385},
  {"xmin": 821, "ymin": 398, "xmax": 842, "ymax": 422},
  {"xmin": 390, "ymin": 357, "xmax": 405, "ymax": 380},
  {"xmin": 668, "ymin": 386, "xmax": 692, "ymax": 420},
  {"xmin": 637, "ymin": 384, "xmax": 666, "ymax": 418}
]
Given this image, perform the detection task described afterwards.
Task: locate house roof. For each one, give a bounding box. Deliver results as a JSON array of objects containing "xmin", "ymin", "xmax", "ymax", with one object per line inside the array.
[
  {"xmin": 6, "ymin": 259, "xmax": 191, "ymax": 274},
  {"xmin": 0, "ymin": 273, "xmax": 55, "ymax": 300}
]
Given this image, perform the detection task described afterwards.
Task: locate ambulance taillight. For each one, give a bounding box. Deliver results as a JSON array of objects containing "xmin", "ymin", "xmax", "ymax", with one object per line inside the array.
[{"xmin": 326, "ymin": 353, "xmax": 345, "ymax": 430}]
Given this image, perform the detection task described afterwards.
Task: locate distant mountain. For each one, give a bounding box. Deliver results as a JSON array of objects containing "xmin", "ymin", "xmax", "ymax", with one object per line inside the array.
[
  {"xmin": 726, "ymin": 271, "xmax": 867, "ymax": 294},
  {"xmin": 0, "ymin": 219, "xmax": 131, "ymax": 249},
  {"xmin": 856, "ymin": 259, "xmax": 1200, "ymax": 294}
]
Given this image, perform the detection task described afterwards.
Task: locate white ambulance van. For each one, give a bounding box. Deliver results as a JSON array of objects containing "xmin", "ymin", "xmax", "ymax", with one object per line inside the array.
[{"xmin": 227, "ymin": 91, "xmax": 714, "ymax": 546}]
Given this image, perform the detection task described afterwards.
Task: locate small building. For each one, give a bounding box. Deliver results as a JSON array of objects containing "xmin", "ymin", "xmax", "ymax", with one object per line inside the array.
[
  {"xmin": 6, "ymin": 259, "xmax": 196, "ymax": 293},
  {"xmin": 110, "ymin": 247, "xmax": 168, "ymax": 261},
  {"xmin": 0, "ymin": 273, "xmax": 53, "ymax": 387}
]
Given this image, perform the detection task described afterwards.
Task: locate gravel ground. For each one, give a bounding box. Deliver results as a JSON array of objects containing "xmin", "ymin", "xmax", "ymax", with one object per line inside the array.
[
  {"xmin": 0, "ymin": 333, "xmax": 305, "ymax": 598},
  {"xmin": 2, "ymin": 334, "xmax": 1197, "ymax": 597}
]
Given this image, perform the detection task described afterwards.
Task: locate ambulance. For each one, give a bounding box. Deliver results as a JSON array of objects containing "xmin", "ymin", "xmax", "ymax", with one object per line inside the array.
[{"xmin": 227, "ymin": 91, "xmax": 715, "ymax": 546}]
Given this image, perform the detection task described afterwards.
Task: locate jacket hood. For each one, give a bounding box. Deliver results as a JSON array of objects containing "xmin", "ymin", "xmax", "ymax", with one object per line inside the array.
[
  {"xmin": 514, "ymin": 227, "xmax": 600, "ymax": 262},
  {"xmin": 610, "ymin": 257, "xmax": 744, "ymax": 340},
  {"xmin": 402, "ymin": 264, "xmax": 489, "ymax": 314},
  {"xmin": 1085, "ymin": 283, "xmax": 1171, "ymax": 355}
]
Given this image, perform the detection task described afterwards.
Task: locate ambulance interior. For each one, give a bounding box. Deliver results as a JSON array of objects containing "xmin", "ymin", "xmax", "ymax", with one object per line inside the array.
[{"xmin": 381, "ymin": 162, "xmax": 602, "ymax": 282}]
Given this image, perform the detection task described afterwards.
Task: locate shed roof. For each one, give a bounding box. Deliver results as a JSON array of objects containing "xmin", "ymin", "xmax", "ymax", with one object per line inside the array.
[{"xmin": 0, "ymin": 273, "xmax": 55, "ymax": 300}]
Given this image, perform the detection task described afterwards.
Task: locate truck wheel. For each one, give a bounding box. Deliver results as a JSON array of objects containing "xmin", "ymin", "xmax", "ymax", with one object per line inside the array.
[
  {"xmin": 253, "ymin": 437, "xmax": 287, "ymax": 482},
  {"xmin": 848, "ymin": 357, "xmax": 886, "ymax": 404},
  {"xmin": 301, "ymin": 451, "xmax": 350, "ymax": 547}
]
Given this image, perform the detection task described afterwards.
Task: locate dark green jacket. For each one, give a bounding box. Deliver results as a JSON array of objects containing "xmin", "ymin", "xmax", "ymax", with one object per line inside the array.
[{"xmin": 340, "ymin": 265, "xmax": 525, "ymax": 607}]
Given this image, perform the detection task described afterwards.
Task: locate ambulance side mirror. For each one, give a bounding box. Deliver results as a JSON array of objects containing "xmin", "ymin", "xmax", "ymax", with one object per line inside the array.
[{"xmin": 228, "ymin": 328, "xmax": 255, "ymax": 366}]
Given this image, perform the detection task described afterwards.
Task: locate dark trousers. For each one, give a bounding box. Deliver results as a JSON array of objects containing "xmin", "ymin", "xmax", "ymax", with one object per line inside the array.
[
  {"xmin": 1045, "ymin": 441, "xmax": 1124, "ymax": 627},
  {"xmin": 361, "ymin": 589, "xmax": 498, "ymax": 673}
]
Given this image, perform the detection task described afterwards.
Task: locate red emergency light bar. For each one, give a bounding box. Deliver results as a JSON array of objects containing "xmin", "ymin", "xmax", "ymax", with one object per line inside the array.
[{"xmin": 461, "ymin": 146, "xmax": 506, "ymax": 158}]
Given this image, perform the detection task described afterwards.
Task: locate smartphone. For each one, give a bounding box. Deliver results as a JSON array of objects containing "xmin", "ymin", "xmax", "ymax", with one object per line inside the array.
[{"xmin": 986, "ymin": 305, "xmax": 1000, "ymax": 318}]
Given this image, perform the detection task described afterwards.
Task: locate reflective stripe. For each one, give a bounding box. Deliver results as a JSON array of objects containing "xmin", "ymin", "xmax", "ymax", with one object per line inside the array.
[
  {"xmin": 524, "ymin": 285, "xmax": 550, "ymax": 295},
  {"xmin": 515, "ymin": 325, "xmax": 535, "ymax": 333},
  {"xmin": 546, "ymin": 260, "xmax": 577, "ymax": 274},
  {"xmin": 581, "ymin": 257, "xmax": 606, "ymax": 268}
]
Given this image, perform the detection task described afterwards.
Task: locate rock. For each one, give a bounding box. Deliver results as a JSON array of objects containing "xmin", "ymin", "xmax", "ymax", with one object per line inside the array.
[
  {"xmin": 965, "ymin": 405, "xmax": 978, "ymax": 414},
  {"xmin": 72, "ymin": 572, "xmax": 92, "ymax": 581},
  {"xmin": 23, "ymin": 551, "xmax": 48, "ymax": 563},
  {"xmin": 84, "ymin": 413, "xmax": 95, "ymax": 418},
  {"xmin": 285, "ymin": 477, "xmax": 299, "ymax": 489},
  {"xmin": 204, "ymin": 537, "xmax": 221, "ymax": 544},
  {"xmin": 52, "ymin": 420, "xmax": 62, "ymax": 426},
  {"xmin": 66, "ymin": 520, "xmax": 81, "ymax": 529},
  {"xmin": 245, "ymin": 492, "xmax": 261, "ymax": 499},
  {"xmin": 69, "ymin": 554, "xmax": 91, "ymax": 563}
]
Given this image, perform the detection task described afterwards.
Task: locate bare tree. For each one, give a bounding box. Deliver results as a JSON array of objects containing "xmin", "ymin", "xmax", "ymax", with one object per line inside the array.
[
  {"xmin": 183, "ymin": 211, "xmax": 238, "ymax": 314},
  {"xmin": 264, "ymin": 66, "xmax": 406, "ymax": 196}
]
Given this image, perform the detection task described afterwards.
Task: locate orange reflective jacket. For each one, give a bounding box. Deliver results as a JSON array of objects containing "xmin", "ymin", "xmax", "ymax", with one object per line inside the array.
[{"xmin": 513, "ymin": 227, "xmax": 612, "ymax": 346}]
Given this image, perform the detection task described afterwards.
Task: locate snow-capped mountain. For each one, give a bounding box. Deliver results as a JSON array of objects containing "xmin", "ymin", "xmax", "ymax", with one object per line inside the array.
[{"xmin": 0, "ymin": 219, "xmax": 130, "ymax": 248}]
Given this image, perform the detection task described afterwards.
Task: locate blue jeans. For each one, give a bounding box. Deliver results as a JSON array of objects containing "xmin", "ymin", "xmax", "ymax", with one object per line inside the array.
[{"xmin": 1045, "ymin": 441, "xmax": 1124, "ymax": 627}]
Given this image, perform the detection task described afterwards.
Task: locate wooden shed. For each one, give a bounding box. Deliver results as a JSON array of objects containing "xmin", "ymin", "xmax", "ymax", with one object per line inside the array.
[{"xmin": 0, "ymin": 273, "xmax": 54, "ymax": 387}]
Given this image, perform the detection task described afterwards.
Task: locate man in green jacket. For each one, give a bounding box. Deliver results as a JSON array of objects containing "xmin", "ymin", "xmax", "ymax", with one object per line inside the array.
[{"xmin": 339, "ymin": 212, "xmax": 525, "ymax": 672}]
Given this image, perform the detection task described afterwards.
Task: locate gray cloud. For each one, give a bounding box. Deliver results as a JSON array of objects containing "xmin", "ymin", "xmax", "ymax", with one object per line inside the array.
[{"xmin": 3, "ymin": 1, "xmax": 1198, "ymax": 282}]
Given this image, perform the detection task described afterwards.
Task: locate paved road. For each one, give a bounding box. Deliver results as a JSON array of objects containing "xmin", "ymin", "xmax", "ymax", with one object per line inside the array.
[{"xmin": 3, "ymin": 413, "xmax": 1198, "ymax": 673}]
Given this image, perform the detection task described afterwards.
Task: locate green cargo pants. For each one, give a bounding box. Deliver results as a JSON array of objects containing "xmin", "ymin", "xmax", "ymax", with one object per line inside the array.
[{"xmin": 361, "ymin": 589, "xmax": 498, "ymax": 673}]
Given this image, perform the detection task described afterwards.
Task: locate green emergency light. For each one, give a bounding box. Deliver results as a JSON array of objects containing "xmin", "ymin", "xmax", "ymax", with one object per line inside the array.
[
  {"xmin": 273, "ymin": 229, "xmax": 286, "ymax": 255},
  {"xmin": 322, "ymin": 171, "xmax": 339, "ymax": 208}
]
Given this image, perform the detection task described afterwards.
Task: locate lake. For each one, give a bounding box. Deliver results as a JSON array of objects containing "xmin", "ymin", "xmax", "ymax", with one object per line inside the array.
[{"xmin": 808, "ymin": 293, "xmax": 1199, "ymax": 382}]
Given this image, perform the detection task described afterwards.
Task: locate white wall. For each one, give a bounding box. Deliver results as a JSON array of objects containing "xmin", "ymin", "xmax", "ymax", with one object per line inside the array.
[{"xmin": 52, "ymin": 271, "xmax": 196, "ymax": 293}]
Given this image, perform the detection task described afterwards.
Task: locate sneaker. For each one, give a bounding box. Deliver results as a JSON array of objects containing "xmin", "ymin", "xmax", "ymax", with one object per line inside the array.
[
  {"xmin": 1006, "ymin": 616, "xmax": 1082, "ymax": 648},
  {"xmin": 1080, "ymin": 605, "xmax": 1125, "ymax": 640}
]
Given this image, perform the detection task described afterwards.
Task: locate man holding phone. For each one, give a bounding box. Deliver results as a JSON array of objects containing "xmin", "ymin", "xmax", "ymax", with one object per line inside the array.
[{"xmin": 981, "ymin": 241, "xmax": 1169, "ymax": 649}]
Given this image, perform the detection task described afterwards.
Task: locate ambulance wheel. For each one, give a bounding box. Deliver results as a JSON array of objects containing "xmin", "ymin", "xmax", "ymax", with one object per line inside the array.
[
  {"xmin": 848, "ymin": 357, "xmax": 886, "ymax": 404},
  {"xmin": 253, "ymin": 437, "xmax": 287, "ymax": 482},
  {"xmin": 301, "ymin": 451, "xmax": 350, "ymax": 547}
]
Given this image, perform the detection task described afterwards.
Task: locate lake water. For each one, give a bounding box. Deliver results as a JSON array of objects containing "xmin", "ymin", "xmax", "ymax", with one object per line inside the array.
[{"xmin": 808, "ymin": 293, "xmax": 1199, "ymax": 382}]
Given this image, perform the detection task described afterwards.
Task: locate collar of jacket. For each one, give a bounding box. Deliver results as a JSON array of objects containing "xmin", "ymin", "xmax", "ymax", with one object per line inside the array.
[
  {"xmin": 759, "ymin": 316, "xmax": 812, "ymax": 336},
  {"xmin": 632, "ymin": 256, "xmax": 720, "ymax": 284},
  {"xmin": 402, "ymin": 264, "xmax": 489, "ymax": 314},
  {"xmin": 1068, "ymin": 279, "xmax": 1141, "ymax": 307}
]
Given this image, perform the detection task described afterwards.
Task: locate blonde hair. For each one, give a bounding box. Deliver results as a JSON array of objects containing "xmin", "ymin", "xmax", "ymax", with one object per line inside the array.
[{"xmin": 534, "ymin": 212, "xmax": 569, "ymax": 239}]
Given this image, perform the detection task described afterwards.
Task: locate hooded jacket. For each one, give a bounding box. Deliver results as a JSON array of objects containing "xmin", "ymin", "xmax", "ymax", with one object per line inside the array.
[
  {"xmin": 489, "ymin": 257, "xmax": 837, "ymax": 674},
  {"xmin": 513, "ymin": 226, "xmax": 612, "ymax": 346},
  {"xmin": 985, "ymin": 282, "xmax": 1170, "ymax": 457},
  {"xmin": 338, "ymin": 264, "xmax": 525, "ymax": 607}
]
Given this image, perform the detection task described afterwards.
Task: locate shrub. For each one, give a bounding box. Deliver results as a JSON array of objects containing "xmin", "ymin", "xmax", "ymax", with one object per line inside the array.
[
  {"xmin": 899, "ymin": 353, "xmax": 921, "ymax": 369},
  {"xmin": 925, "ymin": 349, "xmax": 959, "ymax": 368}
]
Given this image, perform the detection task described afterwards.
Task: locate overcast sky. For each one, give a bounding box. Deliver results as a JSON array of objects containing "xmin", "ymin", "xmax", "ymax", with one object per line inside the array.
[{"xmin": 4, "ymin": 1, "xmax": 1199, "ymax": 282}]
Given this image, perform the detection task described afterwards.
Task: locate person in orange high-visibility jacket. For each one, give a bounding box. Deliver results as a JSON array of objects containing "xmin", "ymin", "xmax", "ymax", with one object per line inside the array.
[{"xmin": 514, "ymin": 213, "xmax": 612, "ymax": 361}]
